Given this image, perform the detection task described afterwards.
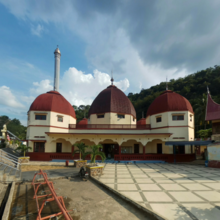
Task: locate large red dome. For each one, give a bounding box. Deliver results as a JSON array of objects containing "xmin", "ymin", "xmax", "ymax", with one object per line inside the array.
[
  {"xmin": 88, "ymin": 85, "xmax": 136, "ymax": 118},
  {"xmin": 29, "ymin": 91, "xmax": 76, "ymax": 118},
  {"xmin": 146, "ymin": 90, "xmax": 193, "ymax": 116}
]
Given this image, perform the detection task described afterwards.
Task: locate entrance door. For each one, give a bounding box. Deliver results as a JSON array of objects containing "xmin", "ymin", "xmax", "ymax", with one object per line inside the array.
[
  {"xmin": 157, "ymin": 144, "xmax": 162, "ymax": 154},
  {"xmin": 174, "ymin": 145, "xmax": 185, "ymax": 154},
  {"xmin": 56, "ymin": 143, "xmax": 62, "ymax": 153},
  {"xmin": 134, "ymin": 144, "xmax": 139, "ymax": 154}
]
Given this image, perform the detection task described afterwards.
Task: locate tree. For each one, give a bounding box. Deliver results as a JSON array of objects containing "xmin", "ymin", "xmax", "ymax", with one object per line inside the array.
[
  {"xmin": 72, "ymin": 142, "xmax": 91, "ymax": 160},
  {"xmin": 89, "ymin": 144, "xmax": 106, "ymax": 163},
  {"xmin": 0, "ymin": 116, "xmax": 27, "ymax": 140},
  {"xmin": 15, "ymin": 144, "xmax": 32, "ymax": 157},
  {"xmin": 194, "ymin": 93, "xmax": 207, "ymax": 129},
  {"xmin": 197, "ymin": 128, "xmax": 212, "ymax": 139}
]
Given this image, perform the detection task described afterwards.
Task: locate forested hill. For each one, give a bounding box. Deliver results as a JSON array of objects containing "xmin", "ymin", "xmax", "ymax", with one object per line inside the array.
[{"xmin": 128, "ymin": 65, "xmax": 220, "ymax": 122}]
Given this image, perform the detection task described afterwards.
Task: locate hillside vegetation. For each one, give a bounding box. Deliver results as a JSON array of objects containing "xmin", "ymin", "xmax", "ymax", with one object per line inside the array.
[{"xmin": 128, "ymin": 65, "xmax": 220, "ymax": 134}]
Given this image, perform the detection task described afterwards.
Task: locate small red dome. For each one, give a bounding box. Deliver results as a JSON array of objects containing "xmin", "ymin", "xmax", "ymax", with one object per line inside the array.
[
  {"xmin": 147, "ymin": 90, "xmax": 193, "ymax": 116},
  {"xmin": 77, "ymin": 118, "xmax": 88, "ymax": 125},
  {"xmin": 88, "ymin": 85, "xmax": 136, "ymax": 118},
  {"xmin": 29, "ymin": 91, "xmax": 76, "ymax": 118},
  {"xmin": 137, "ymin": 118, "xmax": 146, "ymax": 125}
]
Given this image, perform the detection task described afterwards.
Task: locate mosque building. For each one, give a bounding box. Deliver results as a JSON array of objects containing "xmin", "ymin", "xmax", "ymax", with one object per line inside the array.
[{"xmin": 26, "ymin": 47, "xmax": 196, "ymax": 162}]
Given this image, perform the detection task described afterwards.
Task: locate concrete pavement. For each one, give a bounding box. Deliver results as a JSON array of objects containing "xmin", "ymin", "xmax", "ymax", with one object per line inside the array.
[{"xmin": 95, "ymin": 163, "xmax": 220, "ymax": 220}]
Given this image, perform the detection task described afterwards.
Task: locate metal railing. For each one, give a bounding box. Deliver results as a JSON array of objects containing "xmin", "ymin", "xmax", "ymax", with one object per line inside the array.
[
  {"xmin": 0, "ymin": 149, "xmax": 21, "ymax": 180},
  {"xmin": 69, "ymin": 124, "xmax": 151, "ymax": 129}
]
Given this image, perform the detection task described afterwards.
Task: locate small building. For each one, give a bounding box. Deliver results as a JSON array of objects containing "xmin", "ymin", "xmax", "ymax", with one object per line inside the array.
[
  {"xmin": 205, "ymin": 88, "xmax": 220, "ymax": 167},
  {"xmin": 26, "ymin": 47, "xmax": 196, "ymax": 162}
]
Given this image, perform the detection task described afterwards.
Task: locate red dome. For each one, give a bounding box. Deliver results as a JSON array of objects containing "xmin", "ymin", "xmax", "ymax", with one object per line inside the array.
[
  {"xmin": 29, "ymin": 91, "xmax": 76, "ymax": 118},
  {"xmin": 88, "ymin": 85, "xmax": 136, "ymax": 118},
  {"xmin": 147, "ymin": 90, "xmax": 193, "ymax": 116},
  {"xmin": 77, "ymin": 118, "xmax": 88, "ymax": 125},
  {"xmin": 137, "ymin": 118, "xmax": 146, "ymax": 125}
]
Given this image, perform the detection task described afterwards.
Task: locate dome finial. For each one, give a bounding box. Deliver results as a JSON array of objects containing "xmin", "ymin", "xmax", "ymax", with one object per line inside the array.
[
  {"xmin": 111, "ymin": 70, "xmax": 114, "ymax": 85},
  {"xmin": 207, "ymin": 86, "xmax": 210, "ymax": 94},
  {"xmin": 166, "ymin": 76, "xmax": 168, "ymax": 90}
]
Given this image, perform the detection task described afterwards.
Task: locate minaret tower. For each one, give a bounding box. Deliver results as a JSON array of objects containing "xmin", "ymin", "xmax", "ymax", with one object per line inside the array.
[{"xmin": 54, "ymin": 46, "xmax": 61, "ymax": 91}]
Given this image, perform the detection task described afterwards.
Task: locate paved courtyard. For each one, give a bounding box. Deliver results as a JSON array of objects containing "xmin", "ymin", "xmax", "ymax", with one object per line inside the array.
[{"xmin": 95, "ymin": 163, "xmax": 220, "ymax": 220}]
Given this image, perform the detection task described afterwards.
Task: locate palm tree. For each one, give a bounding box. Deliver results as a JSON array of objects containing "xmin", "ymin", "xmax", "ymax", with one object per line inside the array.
[
  {"xmin": 194, "ymin": 93, "xmax": 207, "ymax": 129},
  {"xmin": 89, "ymin": 144, "xmax": 106, "ymax": 163},
  {"xmin": 15, "ymin": 144, "xmax": 32, "ymax": 157},
  {"xmin": 72, "ymin": 142, "xmax": 90, "ymax": 160}
]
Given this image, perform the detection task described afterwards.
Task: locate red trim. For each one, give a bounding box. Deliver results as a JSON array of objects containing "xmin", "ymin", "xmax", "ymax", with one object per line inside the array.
[
  {"xmin": 27, "ymin": 152, "xmax": 195, "ymax": 163},
  {"xmin": 114, "ymin": 153, "xmax": 195, "ymax": 163},
  {"xmin": 45, "ymin": 132, "xmax": 172, "ymax": 136},
  {"xmin": 151, "ymin": 125, "xmax": 194, "ymax": 130},
  {"xmin": 29, "ymin": 140, "xmax": 46, "ymax": 142},
  {"xmin": 28, "ymin": 125, "xmax": 69, "ymax": 129},
  {"xmin": 208, "ymin": 160, "xmax": 220, "ymax": 168}
]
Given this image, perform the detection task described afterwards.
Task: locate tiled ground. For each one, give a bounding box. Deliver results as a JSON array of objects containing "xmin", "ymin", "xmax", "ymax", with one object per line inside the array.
[{"xmin": 95, "ymin": 163, "xmax": 220, "ymax": 220}]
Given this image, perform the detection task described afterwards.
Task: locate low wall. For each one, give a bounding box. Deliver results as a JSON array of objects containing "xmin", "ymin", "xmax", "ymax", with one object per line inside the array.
[
  {"xmin": 27, "ymin": 152, "xmax": 196, "ymax": 163},
  {"xmin": 27, "ymin": 152, "xmax": 102, "ymax": 161},
  {"xmin": 208, "ymin": 160, "xmax": 220, "ymax": 168}
]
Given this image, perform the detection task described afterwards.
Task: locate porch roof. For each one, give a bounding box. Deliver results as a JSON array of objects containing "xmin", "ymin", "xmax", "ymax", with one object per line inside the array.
[{"xmin": 165, "ymin": 140, "xmax": 213, "ymax": 146}]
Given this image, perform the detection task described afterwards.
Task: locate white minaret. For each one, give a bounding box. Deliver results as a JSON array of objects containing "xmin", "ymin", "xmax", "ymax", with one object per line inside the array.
[{"xmin": 54, "ymin": 46, "xmax": 61, "ymax": 91}]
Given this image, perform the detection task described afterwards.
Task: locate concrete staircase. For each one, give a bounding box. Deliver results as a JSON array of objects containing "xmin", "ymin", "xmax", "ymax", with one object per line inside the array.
[{"xmin": 0, "ymin": 149, "xmax": 21, "ymax": 182}]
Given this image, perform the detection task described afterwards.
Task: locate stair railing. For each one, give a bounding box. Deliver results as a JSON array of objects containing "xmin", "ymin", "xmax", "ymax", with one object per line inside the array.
[
  {"xmin": 0, "ymin": 149, "xmax": 21, "ymax": 180},
  {"xmin": 0, "ymin": 150, "xmax": 19, "ymax": 161}
]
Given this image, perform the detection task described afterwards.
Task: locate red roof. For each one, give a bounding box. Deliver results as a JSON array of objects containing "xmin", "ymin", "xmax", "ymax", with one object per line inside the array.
[
  {"xmin": 205, "ymin": 93, "xmax": 220, "ymax": 121},
  {"xmin": 147, "ymin": 90, "xmax": 193, "ymax": 116},
  {"xmin": 77, "ymin": 118, "xmax": 88, "ymax": 125},
  {"xmin": 88, "ymin": 85, "xmax": 136, "ymax": 118},
  {"xmin": 137, "ymin": 118, "xmax": 146, "ymax": 125},
  {"xmin": 29, "ymin": 91, "xmax": 76, "ymax": 118}
]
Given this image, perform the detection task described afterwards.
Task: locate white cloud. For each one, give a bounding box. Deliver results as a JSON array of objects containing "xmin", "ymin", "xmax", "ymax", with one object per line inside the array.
[
  {"xmin": 60, "ymin": 67, "xmax": 130, "ymax": 106},
  {"xmin": 0, "ymin": 86, "xmax": 25, "ymax": 108},
  {"xmin": 30, "ymin": 79, "xmax": 53, "ymax": 95},
  {"xmin": 31, "ymin": 24, "xmax": 44, "ymax": 37}
]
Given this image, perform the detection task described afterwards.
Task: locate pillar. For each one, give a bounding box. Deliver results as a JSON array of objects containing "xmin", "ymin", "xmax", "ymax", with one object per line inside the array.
[
  {"xmin": 143, "ymin": 146, "xmax": 145, "ymax": 160},
  {"xmin": 119, "ymin": 146, "xmax": 121, "ymax": 160}
]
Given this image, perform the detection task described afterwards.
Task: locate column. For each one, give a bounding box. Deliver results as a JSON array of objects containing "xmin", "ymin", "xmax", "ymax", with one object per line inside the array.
[
  {"xmin": 143, "ymin": 146, "xmax": 145, "ymax": 160},
  {"xmin": 119, "ymin": 146, "xmax": 121, "ymax": 160}
]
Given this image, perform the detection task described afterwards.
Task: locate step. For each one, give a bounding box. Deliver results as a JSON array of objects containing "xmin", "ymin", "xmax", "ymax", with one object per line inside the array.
[
  {"xmin": 3, "ymin": 167, "xmax": 12, "ymax": 182},
  {"xmin": 0, "ymin": 165, "xmax": 7, "ymax": 175},
  {"xmin": 7, "ymin": 169, "xmax": 18, "ymax": 182},
  {"xmin": 14, "ymin": 170, "xmax": 21, "ymax": 181}
]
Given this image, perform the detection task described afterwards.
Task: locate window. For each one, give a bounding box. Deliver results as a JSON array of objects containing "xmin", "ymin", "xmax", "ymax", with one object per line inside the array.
[
  {"xmin": 56, "ymin": 143, "xmax": 62, "ymax": 153},
  {"xmin": 172, "ymin": 115, "xmax": 184, "ymax": 121},
  {"xmin": 35, "ymin": 115, "xmax": 46, "ymax": 120},
  {"xmin": 57, "ymin": 116, "xmax": 63, "ymax": 122},
  {"xmin": 34, "ymin": 142, "xmax": 45, "ymax": 152},
  {"xmin": 134, "ymin": 144, "xmax": 139, "ymax": 154},
  {"xmin": 117, "ymin": 114, "xmax": 125, "ymax": 119},
  {"xmin": 97, "ymin": 114, "xmax": 104, "ymax": 118},
  {"xmin": 156, "ymin": 117, "xmax": 162, "ymax": 122},
  {"xmin": 121, "ymin": 146, "xmax": 132, "ymax": 154},
  {"xmin": 190, "ymin": 115, "xmax": 193, "ymax": 122}
]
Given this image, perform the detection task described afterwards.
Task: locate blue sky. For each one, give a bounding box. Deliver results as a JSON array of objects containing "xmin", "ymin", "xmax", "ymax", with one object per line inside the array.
[{"xmin": 0, "ymin": 0, "xmax": 220, "ymax": 126}]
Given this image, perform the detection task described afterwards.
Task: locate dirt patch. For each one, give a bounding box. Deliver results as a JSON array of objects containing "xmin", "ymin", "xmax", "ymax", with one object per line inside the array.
[
  {"xmin": 21, "ymin": 165, "xmax": 73, "ymax": 172},
  {"xmin": 9, "ymin": 178, "xmax": 155, "ymax": 220}
]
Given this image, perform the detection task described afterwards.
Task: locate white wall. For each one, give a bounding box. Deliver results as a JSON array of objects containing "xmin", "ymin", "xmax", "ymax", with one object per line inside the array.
[{"xmin": 89, "ymin": 113, "xmax": 136, "ymax": 125}]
